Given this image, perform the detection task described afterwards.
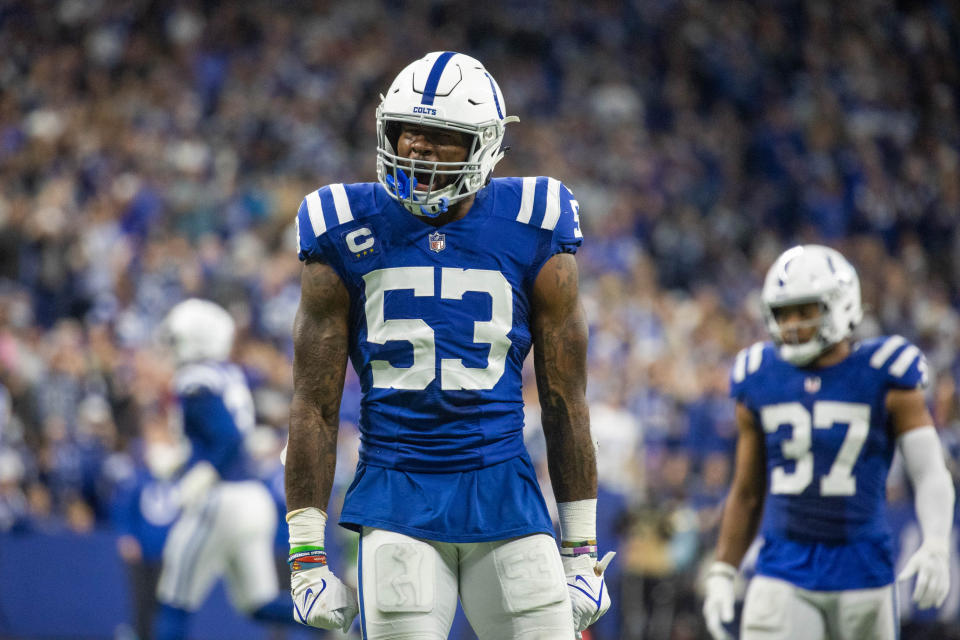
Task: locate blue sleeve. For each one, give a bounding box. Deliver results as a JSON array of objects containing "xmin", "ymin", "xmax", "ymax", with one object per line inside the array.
[
  {"xmin": 295, "ymin": 191, "xmax": 352, "ymax": 289},
  {"xmin": 296, "ymin": 197, "xmax": 326, "ymax": 263},
  {"xmin": 886, "ymin": 344, "xmax": 929, "ymax": 390},
  {"xmin": 729, "ymin": 348, "xmax": 748, "ymax": 402},
  {"xmin": 551, "ymin": 182, "xmax": 583, "ymax": 255},
  {"xmin": 728, "ymin": 343, "xmax": 768, "ymax": 405},
  {"xmin": 867, "ymin": 336, "xmax": 930, "ymax": 391},
  {"xmin": 181, "ymin": 391, "xmax": 244, "ymax": 476}
]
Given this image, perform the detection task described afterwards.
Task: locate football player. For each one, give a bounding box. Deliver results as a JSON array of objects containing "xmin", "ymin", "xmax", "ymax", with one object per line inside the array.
[
  {"xmin": 285, "ymin": 51, "xmax": 614, "ymax": 639},
  {"xmin": 152, "ymin": 299, "xmax": 295, "ymax": 640},
  {"xmin": 703, "ymin": 245, "xmax": 955, "ymax": 639}
]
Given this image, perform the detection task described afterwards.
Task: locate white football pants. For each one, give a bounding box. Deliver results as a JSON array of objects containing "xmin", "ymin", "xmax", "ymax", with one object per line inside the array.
[
  {"xmin": 358, "ymin": 527, "xmax": 573, "ymax": 639},
  {"xmin": 742, "ymin": 575, "xmax": 898, "ymax": 640},
  {"xmin": 157, "ymin": 480, "xmax": 279, "ymax": 613}
]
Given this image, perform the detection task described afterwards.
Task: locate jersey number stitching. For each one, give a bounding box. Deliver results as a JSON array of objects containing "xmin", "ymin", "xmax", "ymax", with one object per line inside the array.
[
  {"xmin": 363, "ymin": 266, "xmax": 512, "ymax": 391},
  {"xmin": 760, "ymin": 401, "xmax": 871, "ymax": 496}
]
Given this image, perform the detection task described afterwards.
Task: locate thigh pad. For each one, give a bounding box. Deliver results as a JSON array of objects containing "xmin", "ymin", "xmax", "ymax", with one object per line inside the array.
[
  {"xmin": 743, "ymin": 576, "xmax": 793, "ymax": 632},
  {"xmin": 374, "ymin": 541, "xmax": 436, "ymax": 614},
  {"xmin": 492, "ymin": 535, "xmax": 567, "ymax": 614}
]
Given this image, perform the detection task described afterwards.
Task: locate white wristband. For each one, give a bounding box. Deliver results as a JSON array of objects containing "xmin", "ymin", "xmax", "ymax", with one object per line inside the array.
[
  {"xmin": 708, "ymin": 561, "xmax": 737, "ymax": 580},
  {"xmin": 287, "ymin": 506, "xmax": 327, "ymax": 547},
  {"xmin": 558, "ymin": 499, "xmax": 597, "ymax": 542}
]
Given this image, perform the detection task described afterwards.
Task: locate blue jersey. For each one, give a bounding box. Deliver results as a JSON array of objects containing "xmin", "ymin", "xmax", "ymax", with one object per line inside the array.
[
  {"xmin": 296, "ymin": 177, "xmax": 582, "ymax": 542},
  {"xmin": 174, "ymin": 361, "xmax": 256, "ymax": 482},
  {"xmin": 730, "ymin": 336, "xmax": 928, "ymax": 590}
]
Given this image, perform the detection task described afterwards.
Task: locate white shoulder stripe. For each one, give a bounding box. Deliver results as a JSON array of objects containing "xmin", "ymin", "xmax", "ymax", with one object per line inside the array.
[
  {"xmin": 870, "ymin": 335, "xmax": 906, "ymax": 369},
  {"xmin": 747, "ymin": 342, "xmax": 764, "ymax": 374},
  {"xmin": 329, "ymin": 184, "xmax": 354, "ymax": 224},
  {"xmin": 541, "ymin": 178, "xmax": 562, "ymax": 230},
  {"xmin": 516, "ymin": 177, "xmax": 536, "ymax": 224},
  {"xmin": 889, "ymin": 344, "xmax": 921, "ymax": 378},
  {"xmin": 175, "ymin": 365, "xmax": 225, "ymax": 395},
  {"xmin": 305, "ymin": 190, "xmax": 326, "ymax": 237},
  {"xmin": 733, "ymin": 349, "xmax": 748, "ymax": 383}
]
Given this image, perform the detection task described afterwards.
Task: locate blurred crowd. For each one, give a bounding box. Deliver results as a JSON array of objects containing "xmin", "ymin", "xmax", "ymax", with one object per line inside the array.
[{"xmin": 1, "ymin": 0, "xmax": 960, "ymax": 638}]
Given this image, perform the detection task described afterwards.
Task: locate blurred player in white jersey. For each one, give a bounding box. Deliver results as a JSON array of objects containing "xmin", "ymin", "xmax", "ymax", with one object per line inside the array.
[
  {"xmin": 284, "ymin": 51, "xmax": 614, "ymax": 639},
  {"xmin": 152, "ymin": 299, "xmax": 295, "ymax": 640},
  {"xmin": 702, "ymin": 245, "xmax": 955, "ymax": 640}
]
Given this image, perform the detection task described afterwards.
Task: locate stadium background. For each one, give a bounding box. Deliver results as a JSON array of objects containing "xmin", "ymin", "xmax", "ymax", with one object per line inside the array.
[{"xmin": 1, "ymin": 0, "xmax": 959, "ymax": 638}]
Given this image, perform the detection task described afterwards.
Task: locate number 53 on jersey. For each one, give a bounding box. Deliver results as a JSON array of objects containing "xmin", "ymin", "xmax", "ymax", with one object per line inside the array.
[{"xmin": 363, "ymin": 266, "xmax": 513, "ymax": 392}]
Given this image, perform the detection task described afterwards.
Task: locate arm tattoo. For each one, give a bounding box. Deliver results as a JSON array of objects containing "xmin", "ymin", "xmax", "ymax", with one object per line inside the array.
[
  {"xmin": 533, "ymin": 253, "xmax": 597, "ymax": 503},
  {"xmin": 285, "ymin": 262, "xmax": 350, "ymax": 512}
]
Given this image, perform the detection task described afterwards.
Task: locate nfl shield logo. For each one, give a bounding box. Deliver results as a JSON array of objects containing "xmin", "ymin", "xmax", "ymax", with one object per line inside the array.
[
  {"xmin": 429, "ymin": 231, "xmax": 446, "ymax": 253},
  {"xmin": 804, "ymin": 376, "xmax": 821, "ymax": 393}
]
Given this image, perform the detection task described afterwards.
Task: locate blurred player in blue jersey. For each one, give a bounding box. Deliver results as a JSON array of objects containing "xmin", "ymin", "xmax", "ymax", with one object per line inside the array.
[
  {"xmin": 284, "ymin": 51, "xmax": 614, "ymax": 639},
  {"xmin": 702, "ymin": 245, "xmax": 955, "ymax": 640},
  {"xmin": 152, "ymin": 299, "xmax": 295, "ymax": 640}
]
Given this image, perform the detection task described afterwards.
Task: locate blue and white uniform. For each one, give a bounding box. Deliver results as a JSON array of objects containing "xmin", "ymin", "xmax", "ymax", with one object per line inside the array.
[
  {"xmin": 731, "ymin": 336, "xmax": 927, "ymax": 589},
  {"xmin": 174, "ymin": 362, "xmax": 255, "ymax": 481},
  {"xmin": 297, "ymin": 177, "xmax": 582, "ymax": 542},
  {"xmin": 296, "ymin": 177, "xmax": 583, "ymax": 638},
  {"xmin": 156, "ymin": 362, "xmax": 280, "ymax": 614}
]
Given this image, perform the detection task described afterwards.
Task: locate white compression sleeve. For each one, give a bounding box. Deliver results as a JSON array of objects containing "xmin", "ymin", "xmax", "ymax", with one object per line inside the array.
[{"xmin": 899, "ymin": 426, "xmax": 955, "ymax": 547}]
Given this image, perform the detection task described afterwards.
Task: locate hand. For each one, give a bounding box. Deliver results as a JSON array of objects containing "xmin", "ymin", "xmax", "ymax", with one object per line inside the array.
[
  {"xmin": 176, "ymin": 460, "xmax": 218, "ymax": 511},
  {"xmin": 898, "ymin": 539, "xmax": 951, "ymax": 609},
  {"xmin": 291, "ymin": 564, "xmax": 359, "ymax": 631},
  {"xmin": 563, "ymin": 551, "xmax": 615, "ymax": 638},
  {"xmin": 702, "ymin": 561, "xmax": 736, "ymax": 640}
]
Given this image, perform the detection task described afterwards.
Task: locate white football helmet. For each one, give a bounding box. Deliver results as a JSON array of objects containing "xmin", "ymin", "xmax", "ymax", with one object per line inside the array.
[
  {"xmin": 376, "ymin": 51, "xmax": 519, "ymax": 217},
  {"xmin": 761, "ymin": 245, "xmax": 863, "ymax": 366},
  {"xmin": 160, "ymin": 298, "xmax": 235, "ymax": 365}
]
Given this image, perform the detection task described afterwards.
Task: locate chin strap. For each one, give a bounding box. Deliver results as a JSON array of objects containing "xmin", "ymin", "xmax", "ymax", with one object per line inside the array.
[{"xmin": 418, "ymin": 197, "xmax": 449, "ymax": 217}]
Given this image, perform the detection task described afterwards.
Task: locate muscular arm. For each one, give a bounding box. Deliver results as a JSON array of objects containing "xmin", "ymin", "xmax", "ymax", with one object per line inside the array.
[
  {"xmin": 887, "ymin": 387, "xmax": 935, "ymax": 437},
  {"xmin": 715, "ymin": 403, "xmax": 766, "ymax": 567},
  {"xmin": 531, "ymin": 252, "xmax": 596, "ymax": 503},
  {"xmin": 285, "ymin": 261, "xmax": 351, "ymax": 512}
]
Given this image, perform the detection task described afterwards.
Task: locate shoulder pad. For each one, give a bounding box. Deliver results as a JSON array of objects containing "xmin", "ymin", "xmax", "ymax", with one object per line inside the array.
[
  {"xmin": 174, "ymin": 363, "xmax": 226, "ymax": 396},
  {"xmin": 867, "ymin": 335, "xmax": 929, "ymax": 388},
  {"xmin": 731, "ymin": 342, "xmax": 767, "ymax": 384},
  {"xmin": 296, "ymin": 183, "xmax": 383, "ymax": 263},
  {"xmin": 298, "ymin": 183, "xmax": 358, "ymax": 239},
  {"xmin": 510, "ymin": 177, "xmax": 583, "ymax": 252}
]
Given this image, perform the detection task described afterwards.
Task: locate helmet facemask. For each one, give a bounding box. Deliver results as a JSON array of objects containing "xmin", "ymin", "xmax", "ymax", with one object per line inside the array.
[
  {"xmin": 763, "ymin": 299, "xmax": 832, "ymax": 366},
  {"xmin": 377, "ymin": 115, "xmax": 486, "ymax": 217}
]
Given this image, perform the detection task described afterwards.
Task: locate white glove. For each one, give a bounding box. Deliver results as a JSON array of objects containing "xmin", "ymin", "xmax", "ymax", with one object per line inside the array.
[
  {"xmin": 563, "ymin": 551, "xmax": 615, "ymax": 638},
  {"xmin": 291, "ymin": 564, "xmax": 359, "ymax": 631},
  {"xmin": 702, "ymin": 561, "xmax": 736, "ymax": 640},
  {"xmin": 288, "ymin": 507, "xmax": 359, "ymax": 632},
  {"xmin": 898, "ymin": 539, "xmax": 951, "ymax": 609},
  {"xmin": 176, "ymin": 460, "xmax": 218, "ymax": 511}
]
